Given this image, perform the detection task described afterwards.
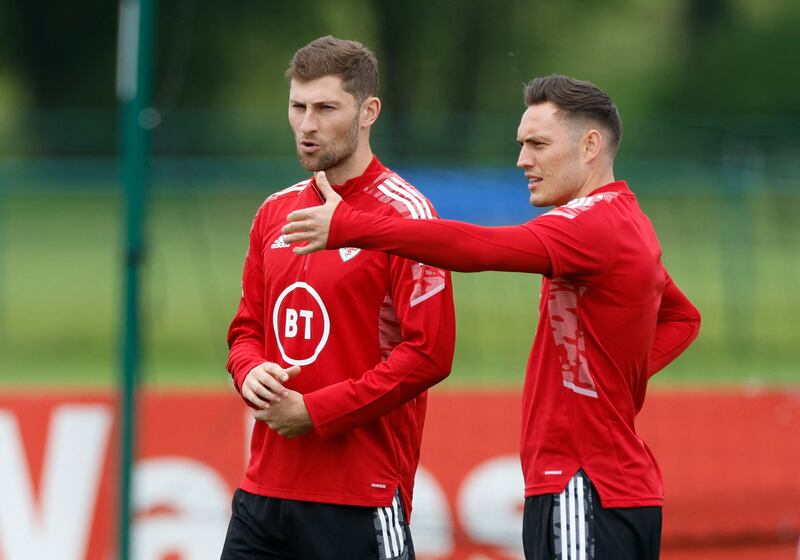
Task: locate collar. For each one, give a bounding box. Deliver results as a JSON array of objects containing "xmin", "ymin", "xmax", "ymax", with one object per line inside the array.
[
  {"xmin": 588, "ymin": 180, "xmax": 632, "ymax": 197},
  {"xmin": 308, "ymin": 155, "xmax": 387, "ymax": 201}
]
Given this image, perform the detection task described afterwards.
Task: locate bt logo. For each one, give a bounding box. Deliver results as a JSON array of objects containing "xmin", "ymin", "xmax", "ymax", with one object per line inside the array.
[
  {"xmin": 272, "ymin": 282, "xmax": 330, "ymax": 366},
  {"xmin": 284, "ymin": 308, "xmax": 314, "ymax": 339}
]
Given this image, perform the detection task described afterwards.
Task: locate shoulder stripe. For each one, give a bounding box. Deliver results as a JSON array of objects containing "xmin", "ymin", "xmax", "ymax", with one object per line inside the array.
[
  {"xmin": 265, "ymin": 180, "xmax": 310, "ymax": 202},
  {"xmin": 377, "ymin": 183, "xmax": 420, "ymax": 219},
  {"xmin": 383, "ymin": 179, "xmax": 425, "ymax": 219},
  {"xmin": 376, "ymin": 178, "xmax": 436, "ymax": 220},
  {"xmin": 546, "ymin": 191, "xmax": 620, "ymax": 220},
  {"xmin": 288, "ymin": 178, "xmax": 313, "ymax": 190},
  {"xmin": 394, "ymin": 177, "xmax": 434, "ymax": 219},
  {"xmin": 384, "ymin": 178, "xmax": 433, "ymax": 219}
]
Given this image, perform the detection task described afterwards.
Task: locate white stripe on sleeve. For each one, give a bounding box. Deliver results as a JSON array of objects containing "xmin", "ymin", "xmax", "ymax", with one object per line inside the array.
[
  {"xmin": 384, "ymin": 179, "xmax": 426, "ymax": 220},
  {"xmin": 384, "ymin": 178, "xmax": 433, "ymax": 219},
  {"xmin": 378, "ymin": 184, "xmax": 419, "ymax": 219}
]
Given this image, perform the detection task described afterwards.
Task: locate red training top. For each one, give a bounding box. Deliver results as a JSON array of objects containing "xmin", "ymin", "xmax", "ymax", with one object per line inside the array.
[
  {"xmin": 326, "ymin": 180, "xmax": 701, "ymax": 507},
  {"xmin": 227, "ymin": 156, "xmax": 456, "ymax": 518}
]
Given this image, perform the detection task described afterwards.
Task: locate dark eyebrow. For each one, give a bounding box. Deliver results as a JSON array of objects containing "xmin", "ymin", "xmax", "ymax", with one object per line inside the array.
[{"xmin": 290, "ymin": 100, "xmax": 342, "ymax": 110}]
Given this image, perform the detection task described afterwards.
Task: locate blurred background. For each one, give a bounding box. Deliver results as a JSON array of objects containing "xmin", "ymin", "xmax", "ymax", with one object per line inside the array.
[
  {"xmin": 1, "ymin": 0, "xmax": 798, "ymax": 388},
  {"xmin": 0, "ymin": 0, "xmax": 798, "ymax": 558}
]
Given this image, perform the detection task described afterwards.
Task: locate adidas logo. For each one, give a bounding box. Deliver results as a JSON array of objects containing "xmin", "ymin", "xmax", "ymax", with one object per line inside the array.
[{"xmin": 270, "ymin": 235, "xmax": 290, "ymax": 249}]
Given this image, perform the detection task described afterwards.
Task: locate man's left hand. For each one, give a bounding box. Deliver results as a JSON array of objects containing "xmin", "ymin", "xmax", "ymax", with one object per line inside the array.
[{"xmin": 251, "ymin": 390, "xmax": 313, "ymax": 438}]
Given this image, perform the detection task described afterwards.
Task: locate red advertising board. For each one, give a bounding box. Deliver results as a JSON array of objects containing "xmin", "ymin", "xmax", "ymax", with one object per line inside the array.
[{"xmin": 0, "ymin": 389, "xmax": 797, "ymax": 559}]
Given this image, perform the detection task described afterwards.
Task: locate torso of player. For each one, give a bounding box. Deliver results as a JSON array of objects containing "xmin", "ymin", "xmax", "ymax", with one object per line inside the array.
[
  {"xmin": 240, "ymin": 167, "xmax": 444, "ymax": 510},
  {"xmin": 521, "ymin": 183, "xmax": 668, "ymax": 507},
  {"xmin": 259, "ymin": 185, "xmax": 391, "ymax": 391}
]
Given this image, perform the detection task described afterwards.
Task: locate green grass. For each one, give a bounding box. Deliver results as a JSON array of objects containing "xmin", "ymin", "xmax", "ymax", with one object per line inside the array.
[{"xmin": 0, "ymin": 184, "xmax": 797, "ymax": 388}]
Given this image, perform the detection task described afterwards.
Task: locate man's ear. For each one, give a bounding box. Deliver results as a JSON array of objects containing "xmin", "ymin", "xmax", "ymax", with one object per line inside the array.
[
  {"xmin": 582, "ymin": 128, "xmax": 603, "ymax": 162},
  {"xmin": 361, "ymin": 96, "xmax": 381, "ymax": 127}
]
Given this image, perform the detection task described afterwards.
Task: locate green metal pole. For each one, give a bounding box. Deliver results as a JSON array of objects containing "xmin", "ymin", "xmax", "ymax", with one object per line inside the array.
[
  {"xmin": 0, "ymin": 179, "xmax": 4, "ymax": 345},
  {"xmin": 117, "ymin": 0, "xmax": 155, "ymax": 558},
  {"xmin": 0, "ymin": 177, "xmax": 5, "ymax": 343}
]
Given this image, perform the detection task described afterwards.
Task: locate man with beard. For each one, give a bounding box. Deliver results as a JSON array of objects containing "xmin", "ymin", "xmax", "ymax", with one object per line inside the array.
[
  {"xmin": 282, "ymin": 75, "xmax": 701, "ymax": 559},
  {"xmin": 220, "ymin": 36, "xmax": 455, "ymax": 559}
]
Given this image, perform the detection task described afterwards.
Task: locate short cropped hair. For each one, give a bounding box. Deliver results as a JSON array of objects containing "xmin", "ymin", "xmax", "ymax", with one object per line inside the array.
[
  {"xmin": 286, "ymin": 36, "xmax": 379, "ymax": 104},
  {"xmin": 524, "ymin": 75, "xmax": 623, "ymax": 155}
]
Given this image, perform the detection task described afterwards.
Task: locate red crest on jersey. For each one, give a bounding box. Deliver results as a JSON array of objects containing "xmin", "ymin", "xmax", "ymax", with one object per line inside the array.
[{"xmin": 339, "ymin": 247, "xmax": 361, "ymax": 262}]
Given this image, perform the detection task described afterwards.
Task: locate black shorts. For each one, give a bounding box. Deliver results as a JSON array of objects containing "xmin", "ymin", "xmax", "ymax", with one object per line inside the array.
[
  {"xmin": 220, "ymin": 488, "xmax": 415, "ymax": 560},
  {"xmin": 522, "ymin": 470, "xmax": 662, "ymax": 560}
]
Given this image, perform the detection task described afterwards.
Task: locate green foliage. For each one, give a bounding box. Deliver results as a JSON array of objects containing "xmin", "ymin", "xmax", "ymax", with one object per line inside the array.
[{"xmin": 2, "ymin": 0, "xmax": 799, "ymax": 159}]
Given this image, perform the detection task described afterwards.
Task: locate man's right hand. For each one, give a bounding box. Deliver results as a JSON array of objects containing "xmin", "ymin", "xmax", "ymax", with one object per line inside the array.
[
  {"xmin": 283, "ymin": 171, "xmax": 341, "ymax": 255},
  {"xmin": 242, "ymin": 362, "xmax": 301, "ymax": 409}
]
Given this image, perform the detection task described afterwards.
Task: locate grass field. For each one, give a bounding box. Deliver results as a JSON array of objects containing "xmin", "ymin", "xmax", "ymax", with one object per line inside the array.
[{"xmin": 1, "ymin": 180, "xmax": 798, "ymax": 388}]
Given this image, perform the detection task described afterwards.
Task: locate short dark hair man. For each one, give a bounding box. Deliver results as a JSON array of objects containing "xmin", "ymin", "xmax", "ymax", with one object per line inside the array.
[
  {"xmin": 220, "ymin": 36, "xmax": 456, "ymax": 559},
  {"xmin": 283, "ymin": 74, "xmax": 702, "ymax": 559}
]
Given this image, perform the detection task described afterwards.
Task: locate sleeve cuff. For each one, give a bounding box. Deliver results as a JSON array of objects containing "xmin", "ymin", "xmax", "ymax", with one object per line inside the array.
[
  {"xmin": 302, "ymin": 389, "xmax": 338, "ymax": 439},
  {"xmin": 327, "ymin": 202, "xmax": 356, "ymax": 249}
]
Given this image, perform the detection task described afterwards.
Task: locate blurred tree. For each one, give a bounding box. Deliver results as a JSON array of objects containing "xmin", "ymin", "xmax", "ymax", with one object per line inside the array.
[
  {"xmin": 686, "ymin": 0, "xmax": 730, "ymax": 34},
  {"xmin": 1, "ymin": 0, "xmax": 119, "ymax": 154},
  {"xmin": 662, "ymin": 0, "xmax": 800, "ymax": 118},
  {"xmin": 371, "ymin": 0, "xmax": 519, "ymax": 161},
  {"xmin": 0, "ymin": 0, "xmax": 797, "ymax": 158},
  {"xmin": 4, "ymin": 0, "xmax": 118, "ymax": 106},
  {"xmin": 372, "ymin": 0, "xmax": 417, "ymax": 159}
]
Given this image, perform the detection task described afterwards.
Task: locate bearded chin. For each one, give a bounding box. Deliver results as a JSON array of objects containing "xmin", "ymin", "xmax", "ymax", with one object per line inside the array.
[
  {"xmin": 297, "ymin": 152, "xmax": 325, "ymax": 172},
  {"xmin": 296, "ymin": 119, "xmax": 360, "ymax": 173},
  {"xmin": 297, "ymin": 151, "xmax": 338, "ymax": 172}
]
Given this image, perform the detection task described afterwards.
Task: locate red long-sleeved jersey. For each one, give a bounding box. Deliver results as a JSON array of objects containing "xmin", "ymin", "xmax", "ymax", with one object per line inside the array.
[
  {"xmin": 227, "ymin": 156, "xmax": 456, "ymax": 518},
  {"xmin": 326, "ymin": 180, "xmax": 701, "ymax": 507}
]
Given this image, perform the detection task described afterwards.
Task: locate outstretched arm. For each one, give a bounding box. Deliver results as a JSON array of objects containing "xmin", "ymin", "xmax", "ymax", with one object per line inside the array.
[{"xmin": 283, "ymin": 172, "xmax": 552, "ymax": 275}]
